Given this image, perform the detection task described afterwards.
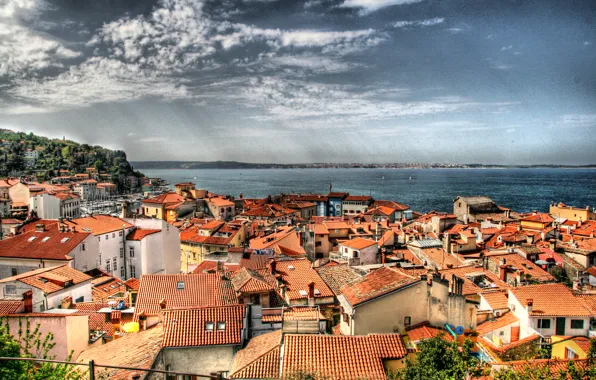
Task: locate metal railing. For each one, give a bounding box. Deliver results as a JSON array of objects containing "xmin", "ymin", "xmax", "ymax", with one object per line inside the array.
[{"xmin": 0, "ymin": 357, "xmax": 227, "ymax": 380}]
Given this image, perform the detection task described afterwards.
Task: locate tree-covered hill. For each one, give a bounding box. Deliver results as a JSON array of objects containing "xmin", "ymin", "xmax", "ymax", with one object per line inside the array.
[{"xmin": 0, "ymin": 129, "xmax": 142, "ymax": 180}]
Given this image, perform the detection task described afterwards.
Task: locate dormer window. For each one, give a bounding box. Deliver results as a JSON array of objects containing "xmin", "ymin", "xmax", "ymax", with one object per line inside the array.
[
  {"xmin": 28, "ymin": 237, "xmax": 37, "ymax": 242},
  {"xmin": 42, "ymin": 237, "xmax": 50, "ymax": 242},
  {"xmin": 217, "ymin": 321, "xmax": 226, "ymax": 331},
  {"xmin": 176, "ymin": 281, "xmax": 185, "ymax": 290},
  {"xmin": 205, "ymin": 322, "xmax": 214, "ymax": 331},
  {"xmin": 61, "ymin": 238, "xmax": 70, "ymax": 243}
]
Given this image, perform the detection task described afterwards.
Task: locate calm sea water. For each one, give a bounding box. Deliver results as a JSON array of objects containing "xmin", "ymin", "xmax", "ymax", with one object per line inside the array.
[{"xmin": 141, "ymin": 168, "xmax": 596, "ymax": 213}]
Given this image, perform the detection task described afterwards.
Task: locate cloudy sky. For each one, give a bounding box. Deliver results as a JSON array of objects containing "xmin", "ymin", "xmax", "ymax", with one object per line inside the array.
[{"xmin": 1, "ymin": 0, "xmax": 595, "ymax": 164}]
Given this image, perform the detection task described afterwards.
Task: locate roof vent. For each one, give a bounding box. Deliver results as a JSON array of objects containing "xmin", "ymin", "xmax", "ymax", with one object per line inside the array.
[
  {"xmin": 288, "ymin": 265, "xmax": 295, "ymax": 270},
  {"xmin": 42, "ymin": 237, "xmax": 50, "ymax": 242},
  {"xmin": 60, "ymin": 238, "xmax": 70, "ymax": 243},
  {"xmin": 28, "ymin": 236, "xmax": 37, "ymax": 242}
]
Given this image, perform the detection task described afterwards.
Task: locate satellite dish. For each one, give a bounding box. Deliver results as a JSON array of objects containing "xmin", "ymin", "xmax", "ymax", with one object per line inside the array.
[{"xmin": 455, "ymin": 326, "xmax": 465, "ymax": 335}]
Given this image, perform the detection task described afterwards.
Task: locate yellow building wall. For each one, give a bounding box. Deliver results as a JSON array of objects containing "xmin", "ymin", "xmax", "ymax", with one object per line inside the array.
[
  {"xmin": 550, "ymin": 205, "xmax": 595, "ymax": 222},
  {"xmin": 551, "ymin": 339, "xmax": 588, "ymax": 359},
  {"xmin": 520, "ymin": 220, "xmax": 547, "ymax": 230},
  {"xmin": 143, "ymin": 204, "xmax": 164, "ymax": 220}
]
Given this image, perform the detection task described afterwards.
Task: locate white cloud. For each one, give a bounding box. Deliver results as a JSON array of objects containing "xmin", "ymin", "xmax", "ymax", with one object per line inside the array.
[
  {"xmin": 391, "ymin": 18, "xmax": 444, "ymax": 28},
  {"xmin": 562, "ymin": 114, "xmax": 596, "ymax": 128},
  {"xmin": 8, "ymin": 57, "xmax": 188, "ymax": 109},
  {"xmin": 339, "ymin": 0, "xmax": 424, "ymax": 15},
  {"xmin": 500, "ymin": 45, "xmax": 513, "ymax": 51},
  {"xmin": 0, "ymin": 0, "xmax": 80, "ymax": 78},
  {"xmin": 584, "ymin": 41, "xmax": 592, "ymax": 46},
  {"xmin": 238, "ymin": 77, "xmax": 517, "ymax": 125}
]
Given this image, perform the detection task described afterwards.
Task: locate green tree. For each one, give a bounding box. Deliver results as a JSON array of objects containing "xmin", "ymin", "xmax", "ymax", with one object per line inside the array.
[
  {"xmin": 0, "ymin": 323, "xmax": 25, "ymax": 380},
  {"xmin": 390, "ymin": 336, "xmax": 484, "ymax": 380}
]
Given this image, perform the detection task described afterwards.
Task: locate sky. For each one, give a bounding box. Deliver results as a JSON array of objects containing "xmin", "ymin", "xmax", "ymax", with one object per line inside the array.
[{"xmin": 0, "ymin": 0, "xmax": 595, "ymax": 164}]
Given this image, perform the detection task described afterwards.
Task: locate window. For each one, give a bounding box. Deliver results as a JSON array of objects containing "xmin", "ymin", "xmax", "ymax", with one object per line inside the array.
[
  {"xmin": 120, "ymin": 267, "xmax": 124, "ymax": 277},
  {"xmin": 106, "ymin": 260, "xmax": 111, "ymax": 272},
  {"xmin": 571, "ymin": 320, "xmax": 584, "ymax": 329},
  {"xmin": 404, "ymin": 316, "xmax": 411, "ymax": 327},
  {"xmin": 353, "ymin": 250, "xmax": 360, "ymax": 258},
  {"xmin": 177, "ymin": 281, "xmax": 185, "ymax": 290},
  {"xmin": 11, "ymin": 268, "xmax": 17, "ymax": 277},
  {"xmin": 112, "ymin": 257, "xmax": 117, "ymax": 269},
  {"xmin": 566, "ymin": 348, "xmax": 577, "ymax": 359},
  {"xmin": 537, "ymin": 319, "xmax": 551, "ymax": 329},
  {"xmin": 205, "ymin": 322, "xmax": 214, "ymax": 331},
  {"xmin": 129, "ymin": 247, "xmax": 135, "ymax": 257},
  {"xmin": 75, "ymin": 296, "xmax": 84, "ymax": 303},
  {"xmin": 5, "ymin": 285, "xmax": 16, "ymax": 295},
  {"xmin": 98, "ymin": 237, "xmax": 100, "ymax": 241},
  {"xmin": 217, "ymin": 321, "xmax": 226, "ymax": 331},
  {"xmin": 99, "ymin": 253, "xmax": 102, "ymax": 265},
  {"xmin": 112, "ymin": 233, "xmax": 116, "ymax": 238},
  {"xmin": 105, "ymin": 235, "xmax": 108, "ymax": 240},
  {"xmin": 130, "ymin": 265, "xmax": 136, "ymax": 278},
  {"xmin": 120, "ymin": 248, "xmax": 124, "ymax": 258},
  {"xmin": 119, "ymin": 231, "xmax": 123, "ymax": 236},
  {"xmin": 81, "ymin": 243, "xmax": 86, "ymax": 251}
]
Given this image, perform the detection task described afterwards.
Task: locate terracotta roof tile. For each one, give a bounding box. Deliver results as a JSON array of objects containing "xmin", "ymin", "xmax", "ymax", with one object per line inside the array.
[
  {"xmin": 315, "ymin": 264, "xmax": 363, "ymax": 296},
  {"xmin": 340, "ymin": 237, "xmax": 377, "ymax": 250},
  {"xmin": 340, "ymin": 267, "xmax": 418, "ymax": 307},
  {"xmin": 0, "ymin": 300, "xmax": 24, "ymax": 315},
  {"xmin": 133, "ymin": 273, "xmax": 237, "ymax": 319},
  {"xmin": 0, "ymin": 265, "xmax": 92, "ymax": 294},
  {"xmin": 64, "ymin": 215, "xmax": 133, "ymax": 236},
  {"xmin": 406, "ymin": 323, "xmax": 454, "ymax": 343},
  {"xmin": 0, "ymin": 227, "xmax": 88, "ymax": 261},
  {"xmin": 230, "ymin": 330, "xmax": 282, "ymax": 379},
  {"xmin": 77, "ymin": 325, "xmax": 163, "ymax": 380},
  {"xmin": 161, "ymin": 305, "xmax": 246, "ymax": 347},
  {"xmin": 126, "ymin": 229, "xmax": 160, "ymax": 241},
  {"xmin": 510, "ymin": 283, "xmax": 591, "ymax": 317},
  {"xmin": 281, "ymin": 334, "xmax": 407, "ymax": 379},
  {"xmin": 124, "ymin": 278, "xmax": 140, "ymax": 291},
  {"xmin": 232, "ymin": 268, "xmax": 275, "ymax": 293},
  {"xmin": 267, "ymin": 259, "xmax": 334, "ymax": 301},
  {"xmin": 480, "ymin": 290, "xmax": 510, "ymax": 310},
  {"xmin": 476, "ymin": 312, "xmax": 519, "ymax": 335}
]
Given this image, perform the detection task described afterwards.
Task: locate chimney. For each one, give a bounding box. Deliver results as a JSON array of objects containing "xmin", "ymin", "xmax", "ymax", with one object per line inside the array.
[
  {"xmin": 159, "ymin": 299, "xmax": 167, "ymax": 310},
  {"xmin": 499, "ymin": 264, "xmax": 507, "ymax": 282},
  {"xmin": 308, "ymin": 282, "xmax": 315, "ymax": 298},
  {"xmin": 138, "ymin": 312, "xmax": 147, "ymax": 331},
  {"xmin": 23, "ymin": 291, "xmax": 33, "ymax": 313},
  {"xmin": 270, "ymin": 260, "xmax": 277, "ymax": 275},
  {"xmin": 35, "ymin": 224, "xmax": 45, "ymax": 232},
  {"xmin": 517, "ymin": 269, "xmax": 525, "ymax": 285},
  {"xmin": 111, "ymin": 310, "xmax": 122, "ymax": 333},
  {"xmin": 526, "ymin": 299, "xmax": 533, "ymax": 313}
]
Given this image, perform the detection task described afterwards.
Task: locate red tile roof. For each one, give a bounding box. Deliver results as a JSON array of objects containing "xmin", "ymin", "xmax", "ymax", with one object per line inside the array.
[
  {"xmin": 124, "ymin": 278, "xmax": 140, "ymax": 291},
  {"xmin": 65, "ymin": 215, "xmax": 133, "ymax": 236},
  {"xmin": 476, "ymin": 312, "xmax": 519, "ymax": 335},
  {"xmin": 502, "ymin": 358, "xmax": 590, "ymax": 377},
  {"xmin": 480, "ymin": 290, "xmax": 509, "ymax": 310},
  {"xmin": 230, "ymin": 330, "xmax": 281, "ymax": 379},
  {"xmin": 77, "ymin": 325, "xmax": 163, "ymax": 380},
  {"xmin": 0, "ymin": 228, "xmax": 88, "ymax": 261},
  {"xmin": 92, "ymin": 276, "xmax": 127, "ymax": 301},
  {"xmin": 345, "ymin": 195, "xmax": 372, "ymax": 202},
  {"xmin": 133, "ymin": 273, "xmax": 237, "ymax": 318},
  {"xmin": 0, "ymin": 300, "xmax": 24, "ymax": 315},
  {"xmin": 510, "ymin": 283, "xmax": 591, "ymax": 317},
  {"xmin": 340, "ymin": 237, "xmax": 377, "ymax": 250},
  {"xmin": 161, "ymin": 305, "xmax": 246, "ymax": 347},
  {"xmin": 142, "ymin": 192, "xmax": 186, "ymax": 205},
  {"xmin": 282, "ymin": 334, "xmax": 407, "ymax": 379},
  {"xmin": 268, "ymin": 259, "xmax": 334, "ymax": 301},
  {"xmin": 232, "ymin": 268, "xmax": 275, "ymax": 293},
  {"xmin": 406, "ymin": 323, "xmax": 454, "ymax": 343},
  {"xmin": 192, "ymin": 261, "xmax": 240, "ymax": 274},
  {"xmin": 126, "ymin": 229, "xmax": 160, "ymax": 241},
  {"xmin": 0, "ymin": 265, "xmax": 92, "ymax": 294},
  {"xmin": 521, "ymin": 213, "xmax": 554, "ymax": 224},
  {"xmin": 340, "ymin": 266, "xmax": 419, "ymax": 307}
]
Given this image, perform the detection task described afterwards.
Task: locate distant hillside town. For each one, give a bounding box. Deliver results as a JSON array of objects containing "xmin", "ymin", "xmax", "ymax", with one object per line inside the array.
[{"xmin": 0, "ymin": 176, "xmax": 596, "ymax": 378}]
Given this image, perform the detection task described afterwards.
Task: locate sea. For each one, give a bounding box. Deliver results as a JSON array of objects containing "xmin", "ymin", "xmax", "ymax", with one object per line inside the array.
[{"xmin": 140, "ymin": 168, "xmax": 596, "ymax": 214}]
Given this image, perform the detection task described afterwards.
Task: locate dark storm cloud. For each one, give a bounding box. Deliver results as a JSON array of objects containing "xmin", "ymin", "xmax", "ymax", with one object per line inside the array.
[{"xmin": 0, "ymin": 0, "xmax": 595, "ymax": 164}]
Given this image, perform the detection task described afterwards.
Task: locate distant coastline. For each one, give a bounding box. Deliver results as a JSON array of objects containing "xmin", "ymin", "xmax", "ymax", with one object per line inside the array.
[{"xmin": 131, "ymin": 161, "xmax": 596, "ymax": 170}]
